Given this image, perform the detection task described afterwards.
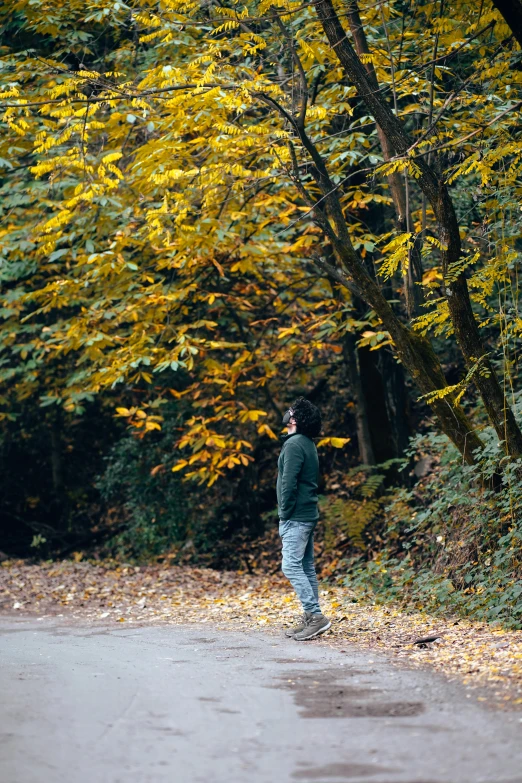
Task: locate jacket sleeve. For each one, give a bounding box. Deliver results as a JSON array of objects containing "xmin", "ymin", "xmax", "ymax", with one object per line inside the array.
[{"xmin": 279, "ymin": 440, "xmax": 304, "ymax": 520}]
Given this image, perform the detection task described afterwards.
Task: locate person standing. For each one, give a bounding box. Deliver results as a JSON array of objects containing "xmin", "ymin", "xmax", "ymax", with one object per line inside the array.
[{"xmin": 277, "ymin": 397, "xmax": 331, "ymax": 640}]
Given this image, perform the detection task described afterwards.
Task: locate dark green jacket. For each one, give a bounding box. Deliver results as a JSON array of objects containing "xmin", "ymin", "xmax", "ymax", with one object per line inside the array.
[{"xmin": 276, "ymin": 433, "xmax": 319, "ymax": 522}]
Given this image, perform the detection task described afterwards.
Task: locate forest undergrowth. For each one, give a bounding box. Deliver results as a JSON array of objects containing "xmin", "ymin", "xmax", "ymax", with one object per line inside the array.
[{"xmin": 319, "ymin": 428, "xmax": 522, "ymax": 632}]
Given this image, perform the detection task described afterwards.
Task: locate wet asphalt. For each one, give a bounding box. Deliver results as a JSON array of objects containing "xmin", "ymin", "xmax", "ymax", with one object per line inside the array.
[{"xmin": 0, "ymin": 616, "xmax": 521, "ymax": 783}]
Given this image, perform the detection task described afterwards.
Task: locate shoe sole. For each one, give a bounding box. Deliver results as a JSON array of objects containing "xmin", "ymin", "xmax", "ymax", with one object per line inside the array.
[{"xmin": 293, "ymin": 621, "xmax": 332, "ymax": 641}]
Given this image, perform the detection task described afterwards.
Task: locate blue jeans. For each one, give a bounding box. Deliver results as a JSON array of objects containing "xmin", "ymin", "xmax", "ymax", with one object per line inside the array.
[{"xmin": 279, "ymin": 519, "xmax": 321, "ymax": 614}]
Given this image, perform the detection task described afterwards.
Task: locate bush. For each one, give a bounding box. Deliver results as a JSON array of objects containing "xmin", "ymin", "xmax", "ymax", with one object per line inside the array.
[
  {"xmin": 96, "ymin": 434, "xmax": 189, "ymax": 561},
  {"xmin": 331, "ymin": 428, "xmax": 522, "ymax": 629}
]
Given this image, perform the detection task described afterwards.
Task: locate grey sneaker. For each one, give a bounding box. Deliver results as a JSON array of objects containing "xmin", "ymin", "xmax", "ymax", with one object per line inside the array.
[
  {"xmin": 293, "ymin": 613, "xmax": 331, "ymax": 641},
  {"xmin": 285, "ymin": 612, "xmax": 310, "ymax": 637}
]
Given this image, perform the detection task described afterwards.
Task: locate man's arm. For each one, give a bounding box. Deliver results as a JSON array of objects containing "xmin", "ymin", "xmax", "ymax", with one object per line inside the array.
[{"xmin": 279, "ymin": 440, "xmax": 304, "ymax": 520}]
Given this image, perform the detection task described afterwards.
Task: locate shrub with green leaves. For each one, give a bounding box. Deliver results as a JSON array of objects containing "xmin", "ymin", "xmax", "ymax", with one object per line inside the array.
[
  {"xmin": 320, "ymin": 460, "xmax": 401, "ymax": 550},
  {"xmin": 96, "ymin": 434, "xmax": 188, "ymax": 561},
  {"xmin": 336, "ymin": 428, "xmax": 522, "ymax": 629}
]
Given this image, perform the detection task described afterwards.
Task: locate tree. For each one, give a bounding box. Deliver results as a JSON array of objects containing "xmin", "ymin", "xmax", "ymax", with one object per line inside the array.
[
  {"xmin": 2, "ymin": 0, "xmax": 522, "ymax": 488},
  {"xmin": 313, "ymin": 0, "xmax": 522, "ymax": 459}
]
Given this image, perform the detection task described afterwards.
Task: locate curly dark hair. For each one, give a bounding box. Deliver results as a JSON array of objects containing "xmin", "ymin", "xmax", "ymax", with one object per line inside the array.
[{"xmin": 290, "ymin": 397, "xmax": 322, "ymax": 438}]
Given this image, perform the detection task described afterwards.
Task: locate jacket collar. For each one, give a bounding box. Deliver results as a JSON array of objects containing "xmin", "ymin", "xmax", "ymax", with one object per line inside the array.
[
  {"xmin": 280, "ymin": 432, "xmax": 314, "ymax": 444},
  {"xmin": 279, "ymin": 432, "xmax": 299, "ymax": 444}
]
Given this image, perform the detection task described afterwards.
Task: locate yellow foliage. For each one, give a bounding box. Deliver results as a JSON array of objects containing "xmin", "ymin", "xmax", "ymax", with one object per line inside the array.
[
  {"xmin": 1, "ymin": 0, "xmax": 521, "ymax": 486},
  {"xmin": 316, "ymin": 437, "xmax": 350, "ymax": 448}
]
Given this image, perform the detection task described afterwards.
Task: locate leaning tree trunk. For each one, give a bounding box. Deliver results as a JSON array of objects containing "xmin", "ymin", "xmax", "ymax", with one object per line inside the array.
[
  {"xmin": 269, "ymin": 18, "xmax": 483, "ymax": 464},
  {"xmin": 312, "ymin": 0, "xmax": 522, "ymax": 459},
  {"xmin": 287, "ymin": 128, "xmax": 483, "ymax": 462},
  {"xmin": 317, "ymin": 252, "xmax": 483, "ymax": 464},
  {"xmin": 330, "ymin": 252, "xmax": 407, "ymax": 465},
  {"xmin": 491, "ymin": 0, "xmax": 522, "ymax": 49}
]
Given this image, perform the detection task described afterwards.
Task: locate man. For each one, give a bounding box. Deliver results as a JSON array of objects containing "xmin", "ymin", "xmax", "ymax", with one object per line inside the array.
[{"xmin": 277, "ymin": 397, "xmax": 331, "ymax": 640}]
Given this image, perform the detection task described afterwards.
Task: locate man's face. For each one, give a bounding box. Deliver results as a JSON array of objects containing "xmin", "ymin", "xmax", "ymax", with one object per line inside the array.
[{"xmin": 283, "ymin": 409, "xmax": 297, "ymax": 434}]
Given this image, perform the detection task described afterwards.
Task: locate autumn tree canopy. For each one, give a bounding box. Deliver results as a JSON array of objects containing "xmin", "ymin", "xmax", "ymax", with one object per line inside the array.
[{"xmin": 2, "ymin": 0, "xmax": 522, "ymax": 494}]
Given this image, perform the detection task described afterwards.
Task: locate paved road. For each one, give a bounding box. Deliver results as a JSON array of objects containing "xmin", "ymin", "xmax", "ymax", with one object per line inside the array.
[{"xmin": 1, "ymin": 617, "xmax": 521, "ymax": 783}]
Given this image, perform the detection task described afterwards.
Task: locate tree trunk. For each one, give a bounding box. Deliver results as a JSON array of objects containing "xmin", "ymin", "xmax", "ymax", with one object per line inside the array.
[
  {"xmin": 312, "ymin": 0, "xmax": 522, "ymax": 459},
  {"xmin": 288, "ymin": 134, "xmax": 483, "ymax": 463},
  {"xmin": 491, "ymin": 0, "xmax": 522, "ymax": 49},
  {"xmin": 318, "ymin": 254, "xmax": 483, "ymax": 463},
  {"xmin": 380, "ymin": 346, "xmax": 411, "ymax": 459},
  {"xmin": 358, "ymin": 344, "xmax": 403, "ymax": 463},
  {"xmin": 343, "ymin": 332, "xmax": 376, "ymax": 465},
  {"xmin": 280, "ymin": 52, "xmax": 482, "ymax": 465},
  {"xmin": 50, "ymin": 415, "xmax": 63, "ymax": 493}
]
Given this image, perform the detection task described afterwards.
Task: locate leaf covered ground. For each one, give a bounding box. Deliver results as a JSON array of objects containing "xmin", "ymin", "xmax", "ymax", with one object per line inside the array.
[{"xmin": 1, "ymin": 560, "xmax": 521, "ymax": 708}]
